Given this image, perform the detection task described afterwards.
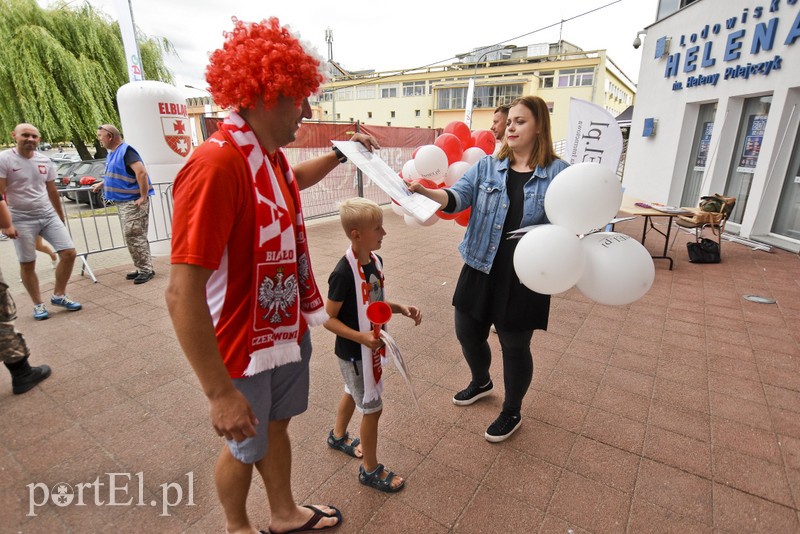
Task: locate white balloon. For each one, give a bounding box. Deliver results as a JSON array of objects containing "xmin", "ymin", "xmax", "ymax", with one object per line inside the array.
[
  {"xmin": 577, "ymin": 232, "xmax": 655, "ymax": 306},
  {"xmin": 413, "ymin": 145, "xmax": 448, "ymax": 181},
  {"xmin": 461, "ymin": 147, "xmax": 485, "ymax": 166},
  {"xmin": 445, "ymin": 161, "xmax": 471, "ymax": 186},
  {"xmin": 404, "ymin": 213, "xmax": 438, "ymax": 227},
  {"xmin": 512, "ymin": 225, "xmax": 585, "ymax": 295},
  {"xmin": 401, "ymin": 159, "xmax": 421, "ymax": 181},
  {"xmin": 544, "ymin": 163, "xmax": 623, "ymax": 235}
]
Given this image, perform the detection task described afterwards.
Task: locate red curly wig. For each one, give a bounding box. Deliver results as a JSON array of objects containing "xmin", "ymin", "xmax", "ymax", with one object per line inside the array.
[{"xmin": 206, "ymin": 17, "xmax": 325, "ymax": 110}]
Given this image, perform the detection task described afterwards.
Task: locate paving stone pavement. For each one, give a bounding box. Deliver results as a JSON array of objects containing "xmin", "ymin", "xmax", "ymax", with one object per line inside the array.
[{"xmin": 1, "ymin": 211, "xmax": 799, "ymax": 533}]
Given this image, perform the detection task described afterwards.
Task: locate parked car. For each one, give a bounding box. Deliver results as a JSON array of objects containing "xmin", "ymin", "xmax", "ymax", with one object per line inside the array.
[
  {"xmin": 50, "ymin": 153, "xmax": 81, "ymax": 163},
  {"xmin": 38, "ymin": 142, "xmax": 52, "ymax": 151},
  {"xmin": 66, "ymin": 159, "xmax": 107, "ymax": 206},
  {"xmin": 54, "ymin": 160, "xmax": 81, "ymax": 199}
]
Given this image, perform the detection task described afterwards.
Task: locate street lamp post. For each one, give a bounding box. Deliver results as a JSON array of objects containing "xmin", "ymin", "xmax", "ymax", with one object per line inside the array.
[{"xmin": 465, "ymin": 46, "xmax": 514, "ymax": 128}]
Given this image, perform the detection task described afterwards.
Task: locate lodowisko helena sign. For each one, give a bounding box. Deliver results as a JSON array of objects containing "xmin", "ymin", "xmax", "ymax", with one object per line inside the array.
[{"xmin": 659, "ymin": 0, "xmax": 799, "ymax": 91}]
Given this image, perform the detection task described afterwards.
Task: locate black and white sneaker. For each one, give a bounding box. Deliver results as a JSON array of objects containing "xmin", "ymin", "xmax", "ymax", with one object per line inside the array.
[
  {"xmin": 485, "ymin": 412, "xmax": 522, "ymax": 442},
  {"xmin": 452, "ymin": 380, "xmax": 494, "ymax": 406}
]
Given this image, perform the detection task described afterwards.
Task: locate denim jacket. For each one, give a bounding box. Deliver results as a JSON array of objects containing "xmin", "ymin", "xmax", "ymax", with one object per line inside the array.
[{"xmin": 447, "ymin": 155, "xmax": 569, "ymax": 274}]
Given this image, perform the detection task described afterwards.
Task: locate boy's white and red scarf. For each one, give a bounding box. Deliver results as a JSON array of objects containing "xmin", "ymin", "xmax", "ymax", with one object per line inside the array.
[
  {"xmin": 344, "ymin": 246, "xmax": 386, "ymax": 404},
  {"xmin": 219, "ymin": 112, "xmax": 328, "ymax": 376}
]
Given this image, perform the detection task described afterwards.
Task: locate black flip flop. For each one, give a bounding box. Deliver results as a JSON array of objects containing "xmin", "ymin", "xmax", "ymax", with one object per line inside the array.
[{"xmin": 266, "ymin": 504, "xmax": 342, "ymax": 534}]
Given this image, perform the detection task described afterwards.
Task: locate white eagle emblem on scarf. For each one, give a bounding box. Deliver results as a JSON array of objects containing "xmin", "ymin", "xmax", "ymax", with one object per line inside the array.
[{"xmin": 258, "ymin": 268, "xmax": 297, "ymax": 323}]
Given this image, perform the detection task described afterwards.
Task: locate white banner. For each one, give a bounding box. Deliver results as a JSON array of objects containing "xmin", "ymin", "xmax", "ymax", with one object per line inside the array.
[
  {"xmin": 112, "ymin": 0, "xmax": 144, "ymax": 82},
  {"xmin": 464, "ymin": 78, "xmax": 475, "ymax": 128},
  {"xmin": 565, "ymin": 98, "xmax": 623, "ymax": 172}
]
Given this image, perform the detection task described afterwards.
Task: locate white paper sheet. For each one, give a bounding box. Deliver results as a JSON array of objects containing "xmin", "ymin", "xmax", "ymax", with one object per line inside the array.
[
  {"xmin": 332, "ymin": 141, "xmax": 440, "ymax": 223},
  {"xmin": 379, "ymin": 330, "xmax": 419, "ymax": 410}
]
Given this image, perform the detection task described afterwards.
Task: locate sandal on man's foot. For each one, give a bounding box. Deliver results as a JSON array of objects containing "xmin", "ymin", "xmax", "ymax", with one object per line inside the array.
[
  {"xmin": 265, "ymin": 504, "xmax": 342, "ymax": 534},
  {"xmin": 358, "ymin": 463, "xmax": 405, "ymax": 493},
  {"xmin": 326, "ymin": 430, "xmax": 361, "ymax": 458}
]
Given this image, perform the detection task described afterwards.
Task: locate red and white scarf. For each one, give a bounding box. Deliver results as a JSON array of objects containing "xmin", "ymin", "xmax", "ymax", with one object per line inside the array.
[
  {"xmin": 219, "ymin": 112, "xmax": 328, "ymax": 376},
  {"xmin": 345, "ymin": 246, "xmax": 386, "ymax": 404}
]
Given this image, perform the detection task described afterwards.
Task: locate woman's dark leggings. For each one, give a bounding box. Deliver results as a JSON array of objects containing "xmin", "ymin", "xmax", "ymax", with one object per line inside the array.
[{"xmin": 454, "ymin": 308, "xmax": 534, "ymax": 415}]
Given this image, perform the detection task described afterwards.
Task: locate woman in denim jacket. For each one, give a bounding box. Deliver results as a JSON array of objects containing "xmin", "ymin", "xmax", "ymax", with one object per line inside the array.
[{"xmin": 408, "ymin": 96, "xmax": 568, "ymax": 442}]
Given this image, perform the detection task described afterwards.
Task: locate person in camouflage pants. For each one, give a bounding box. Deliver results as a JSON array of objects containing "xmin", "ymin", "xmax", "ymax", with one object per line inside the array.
[
  {"xmin": 93, "ymin": 124, "xmax": 155, "ymax": 284},
  {"xmin": 1, "ymin": 197, "xmax": 51, "ymax": 394}
]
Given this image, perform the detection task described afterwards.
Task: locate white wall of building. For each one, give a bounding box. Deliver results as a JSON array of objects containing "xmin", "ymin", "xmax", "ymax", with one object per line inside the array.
[{"xmin": 625, "ymin": 0, "xmax": 800, "ymax": 248}]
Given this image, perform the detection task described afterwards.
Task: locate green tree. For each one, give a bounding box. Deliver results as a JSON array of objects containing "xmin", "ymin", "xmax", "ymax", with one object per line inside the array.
[{"xmin": 0, "ymin": 0, "xmax": 174, "ymax": 159}]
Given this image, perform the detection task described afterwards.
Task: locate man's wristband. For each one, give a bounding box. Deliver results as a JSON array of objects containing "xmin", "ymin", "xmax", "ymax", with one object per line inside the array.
[{"xmin": 332, "ymin": 145, "xmax": 347, "ymax": 164}]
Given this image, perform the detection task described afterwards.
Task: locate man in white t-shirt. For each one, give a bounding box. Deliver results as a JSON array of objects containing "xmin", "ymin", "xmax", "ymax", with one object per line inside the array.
[{"xmin": 0, "ymin": 123, "xmax": 82, "ymax": 320}]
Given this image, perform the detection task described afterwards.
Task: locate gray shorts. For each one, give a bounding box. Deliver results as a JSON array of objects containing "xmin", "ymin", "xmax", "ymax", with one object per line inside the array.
[
  {"xmin": 338, "ymin": 357, "xmax": 383, "ymax": 414},
  {"xmin": 226, "ymin": 331, "xmax": 312, "ymax": 464},
  {"xmin": 9, "ymin": 208, "xmax": 74, "ymax": 263}
]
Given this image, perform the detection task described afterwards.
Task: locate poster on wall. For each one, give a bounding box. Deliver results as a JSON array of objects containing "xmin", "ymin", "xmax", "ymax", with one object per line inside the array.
[
  {"xmin": 736, "ymin": 114, "xmax": 767, "ymax": 174},
  {"xmin": 693, "ymin": 121, "xmax": 713, "ymax": 171}
]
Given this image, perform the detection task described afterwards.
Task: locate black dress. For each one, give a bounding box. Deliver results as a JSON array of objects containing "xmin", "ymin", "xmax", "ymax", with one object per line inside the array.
[{"xmin": 451, "ymin": 168, "xmax": 550, "ymax": 332}]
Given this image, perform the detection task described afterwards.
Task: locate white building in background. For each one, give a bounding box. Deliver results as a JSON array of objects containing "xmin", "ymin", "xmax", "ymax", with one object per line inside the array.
[{"xmin": 625, "ymin": 0, "xmax": 800, "ymax": 252}]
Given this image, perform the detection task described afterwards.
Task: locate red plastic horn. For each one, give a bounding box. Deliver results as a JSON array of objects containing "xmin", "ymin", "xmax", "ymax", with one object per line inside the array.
[{"xmin": 366, "ymin": 301, "xmax": 392, "ymax": 338}]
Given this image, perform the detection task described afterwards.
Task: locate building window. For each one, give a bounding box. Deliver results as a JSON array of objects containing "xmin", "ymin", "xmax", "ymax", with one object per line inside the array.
[
  {"xmin": 538, "ymin": 71, "xmax": 555, "ymax": 88},
  {"xmin": 436, "ymin": 87, "xmax": 468, "ymax": 110},
  {"xmin": 336, "ymin": 113, "xmax": 340, "ymax": 120},
  {"xmin": 558, "ymin": 68, "xmax": 595, "ymax": 87},
  {"xmin": 428, "ymin": 109, "xmax": 432, "ymax": 116},
  {"xmin": 379, "ymin": 84, "xmax": 399, "ymax": 98},
  {"xmin": 349, "ymin": 117, "xmax": 354, "ymax": 122},
  {"xmin": 390, "ymin": 111, "xmax": 396, "ymax": 118},
  {"xmin": 334, "ymin": 87, "xmax": 354, "ymax": 100},
  {"xmin": 546, "ymin": 102, "xmax": 554, "ymax": 113},
  {"xmin": 472, "ymin": 84, "xmax": 523, "ymax": 108},
  {"xmin": 386, "ymin": 122, "xmax": 391, "ymax": 126},
  {"xmin": 415, "ymin": 109, "xmax": 421, "ymax": 117},
  {"xmin": 367, "ymin": 112, "xmax": 373, "ymax": 118},
  {"xmin": 402, "ymin": 81, "xmax": 426, "ymax": 97},
  {"xmin": 356, "ymin": 86, "xmax": 375, "ymax": 99}
]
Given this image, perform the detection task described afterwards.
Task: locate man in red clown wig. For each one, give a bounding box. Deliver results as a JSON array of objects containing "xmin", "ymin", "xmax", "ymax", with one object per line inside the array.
[{"xmin": 166, "ymin": 17, "xmax": 379, "ymax": 534}]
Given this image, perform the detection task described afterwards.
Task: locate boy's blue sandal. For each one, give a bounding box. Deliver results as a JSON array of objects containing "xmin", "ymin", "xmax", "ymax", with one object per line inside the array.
[
  {"xmin": 358, "ymin": 463, "xmax": 405, "ymax": 493},
  {"xmin": 326, "ymin": 430, "xmax": 361, "ymax": 458}
]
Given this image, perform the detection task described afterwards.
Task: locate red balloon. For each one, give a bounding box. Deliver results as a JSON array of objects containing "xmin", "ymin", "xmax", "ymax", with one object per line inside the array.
[
  {"xmin": 454, "ymin": 208, "xmax": 471, "ymax": 227},
  {"xmin": 411, "ymin": 146, "xmax": 422, "ymax": 159},
  {"xmin": 415, "ymin": 178, "xmax": 439, "ymax": 190},
  {"xmin": 444, "ymin": 121, "xmax": 471, "ymax": 148},
  {"xmin": 471, "ymin": 130, "xmax": 496, "ymax": 155},
  {"xmin": 434, "ymin": 133, "xmax": 464, "ymax": 165},
  {"xmin": 436, "ymin": 210, "xmax": 459, "ymax": 220}
]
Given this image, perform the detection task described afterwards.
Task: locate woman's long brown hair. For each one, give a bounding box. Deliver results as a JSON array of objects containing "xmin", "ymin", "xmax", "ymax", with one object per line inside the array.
[{"xmin": 497, "ymin": 95, "xmax": 559, "ymax": 169}]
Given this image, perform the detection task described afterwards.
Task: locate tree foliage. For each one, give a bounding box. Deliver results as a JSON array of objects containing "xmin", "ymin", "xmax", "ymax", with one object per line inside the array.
[{"xmin": 0, "ymin": 0, "xmax": 174, "ymax": 155}]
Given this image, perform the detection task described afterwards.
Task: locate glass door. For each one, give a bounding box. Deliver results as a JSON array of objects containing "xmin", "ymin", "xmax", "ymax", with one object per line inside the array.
[
  {"xmin": 681, "ymin": 103, "xmax": 717, "ymax": 207},
  {"xmin": 771, "ymin": 122, "xmax": 800, "ymax": 241},
  {"xmin": 725, "ymin": 96, "xmax": 772, "ymax": 223}
]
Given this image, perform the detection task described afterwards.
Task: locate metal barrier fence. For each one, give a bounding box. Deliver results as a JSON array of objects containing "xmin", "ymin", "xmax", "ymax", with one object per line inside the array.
[
  {"xmin": 57, "ymin": 147, "xmax": 401, "ymax": 281},
  {"xmin": 58, "ymin": 182, "xmax": 174, "ymax": 282}
]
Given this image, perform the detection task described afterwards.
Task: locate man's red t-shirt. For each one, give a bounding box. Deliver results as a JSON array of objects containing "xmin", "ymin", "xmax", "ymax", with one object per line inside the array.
[{"xmin": 171, "ymin": 133, "xmax": 307, "ymax": 378}]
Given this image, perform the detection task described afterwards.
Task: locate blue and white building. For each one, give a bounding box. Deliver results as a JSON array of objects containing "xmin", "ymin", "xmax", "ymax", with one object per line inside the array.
[{"xmin": 625, "ymin": 0, "xmax": 800, "ymax": 251}]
